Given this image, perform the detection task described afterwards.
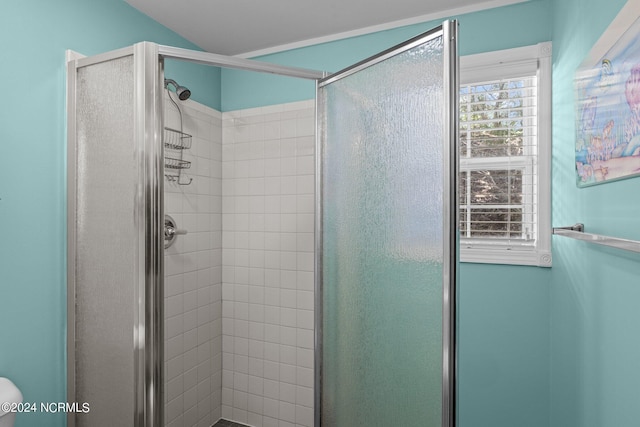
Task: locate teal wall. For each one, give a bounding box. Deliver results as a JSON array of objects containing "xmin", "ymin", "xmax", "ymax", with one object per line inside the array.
[
  {"xmin": 0, "ymin": 1, "xmax": 218, "ymax": 426},
  {"xmin": 221, "ymin": 0, "xmax": 552, "ymax": 111},
  {"xmin": 550, "ymin": 1, "xmax": 640, "ymax": 427},
  {"xmin": 458, "ymin": 264, "xmax": 550, "ymax": 427}
]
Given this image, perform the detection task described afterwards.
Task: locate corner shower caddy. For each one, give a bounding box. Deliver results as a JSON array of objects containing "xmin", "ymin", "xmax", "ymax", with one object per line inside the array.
[{"xmin": 163, "ymin": 126, "xmax": 192, "ymax": 184}]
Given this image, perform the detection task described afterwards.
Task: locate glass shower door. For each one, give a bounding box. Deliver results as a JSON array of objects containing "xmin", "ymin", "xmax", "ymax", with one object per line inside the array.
[
  {"xmin": 317, "ymin": 21, "xmax": 458, "ymax": 427},
  {"xmin": 67, "ymin": 43, "xmax": 164, "ymax": 427}
]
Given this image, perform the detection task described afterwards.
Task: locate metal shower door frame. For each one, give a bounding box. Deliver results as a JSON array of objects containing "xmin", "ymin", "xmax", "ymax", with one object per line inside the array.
[
  {"xmin": 67, "ymin": 42, "xmax": 164, "ymax": 427},
  {"xmin": 314, "ymin": 20, "xmax": 458, "ymax": 427},
  {"xmin": 67, "ymin": 41, "xmax": 325, "ymax": 427}
]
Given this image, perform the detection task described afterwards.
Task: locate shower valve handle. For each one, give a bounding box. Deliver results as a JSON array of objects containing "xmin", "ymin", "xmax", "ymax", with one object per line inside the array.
[
  {"xmin": 164, "ymin": 214, "xmax": 187, "ymax": 249},
  {"xmin": 165, "ymin": 225, "xmax": 187, "ymax": 238}
]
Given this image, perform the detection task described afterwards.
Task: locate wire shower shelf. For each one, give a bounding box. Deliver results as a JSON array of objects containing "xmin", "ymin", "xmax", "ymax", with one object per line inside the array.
[
  {"xmin": 163, "ymin": 126, "xmax": 193, "ymax": 185},
  {"xmin": 164, "ymin": 156, "xmax": 191, "ymax": 170},
  {"xmin": 164, "ymin": 127, "xmax": 192, "ymax": 150}
]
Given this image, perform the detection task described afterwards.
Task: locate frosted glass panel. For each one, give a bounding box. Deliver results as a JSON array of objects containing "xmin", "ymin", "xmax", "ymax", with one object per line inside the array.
[
  {"xmin": 319, "ymin": 34, "xmax": 445, "ymax": 426},
  {"xmin": 74, "ymin": 55, "xmax": 136, "ymax": 427}
]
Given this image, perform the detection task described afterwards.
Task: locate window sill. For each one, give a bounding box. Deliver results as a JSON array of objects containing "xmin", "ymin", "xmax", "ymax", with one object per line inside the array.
[{"xmin": 460, "ymin": 246, "xmax": 552, "ymax": 267}]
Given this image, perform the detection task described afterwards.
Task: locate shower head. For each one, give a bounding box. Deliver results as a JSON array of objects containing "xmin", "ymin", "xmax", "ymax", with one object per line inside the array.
[{"xmin": 164, "ymin": 78, "xmax": 191, "ymax": 101}]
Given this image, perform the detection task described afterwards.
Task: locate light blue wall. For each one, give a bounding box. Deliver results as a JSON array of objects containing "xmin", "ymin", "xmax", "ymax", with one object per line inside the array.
[
  {"xmin": 221, "ymin": 0, "xmax": 552, "ymax": 111},
  {"xmin": 550, "ymin": 1, "xmax": 640, "ymax": 426},
  {"xmin": 457, "ymin": 263, "xmax": 551, "ymax": 427},
  {"xmin": 0, "ymin": 2, "xmax": 218, "ymax": 426}
]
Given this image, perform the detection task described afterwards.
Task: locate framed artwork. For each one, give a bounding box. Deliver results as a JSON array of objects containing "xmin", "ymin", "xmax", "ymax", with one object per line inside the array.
[{"xmin": 575, "ymin": 0, "xmax": 640, "ymax": 186}]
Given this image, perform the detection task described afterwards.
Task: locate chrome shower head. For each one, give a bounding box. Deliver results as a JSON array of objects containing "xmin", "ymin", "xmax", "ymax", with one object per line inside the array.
[{"xmin": 164, "ymin": 78, "xmax": 191, "ymax": 101}]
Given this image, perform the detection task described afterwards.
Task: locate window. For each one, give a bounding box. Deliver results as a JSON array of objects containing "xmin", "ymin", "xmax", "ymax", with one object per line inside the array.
[{"xmin": 459, "ymin": 43, "xmax": 552, "ymax": 267}]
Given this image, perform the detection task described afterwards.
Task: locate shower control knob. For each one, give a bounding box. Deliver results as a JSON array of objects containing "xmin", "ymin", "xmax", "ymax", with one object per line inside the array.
[
  {"xmin": 165, "ymin": 225, "xmax": 187, "ymax": 238},
  {"xmin": 164, "ymin": 214, "xmax": 187, "ymax": 249}
]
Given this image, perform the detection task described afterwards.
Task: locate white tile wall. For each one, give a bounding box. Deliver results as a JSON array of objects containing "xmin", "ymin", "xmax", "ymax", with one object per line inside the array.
[
  {"xmin": 164, "ymin": 93, "xmax": 223, "ymax": 427},
  {"xmin": 222, "ymin": 100, "xmax": 316, "ymax": 427}
]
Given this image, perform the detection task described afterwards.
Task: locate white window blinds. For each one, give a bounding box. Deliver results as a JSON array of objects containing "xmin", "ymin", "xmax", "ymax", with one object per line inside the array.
[
  {"xmin": 459, "ymin": 75, "xmax": 538, "ymax": 244},
  {"xmin": 458, "ymin": 42, "xmax": 552, "ymax": 267}
]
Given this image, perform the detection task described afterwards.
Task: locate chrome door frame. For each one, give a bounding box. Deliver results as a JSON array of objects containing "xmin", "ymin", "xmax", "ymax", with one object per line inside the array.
[{"xmin": 66, "ymin": 42, "xmax": 164, "ymax": 427}]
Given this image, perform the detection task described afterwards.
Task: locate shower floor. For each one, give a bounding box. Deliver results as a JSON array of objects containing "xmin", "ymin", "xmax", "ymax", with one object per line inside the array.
[{"xmin": 213, "ymin": 419, "xmax": 249, "ymax": 427}]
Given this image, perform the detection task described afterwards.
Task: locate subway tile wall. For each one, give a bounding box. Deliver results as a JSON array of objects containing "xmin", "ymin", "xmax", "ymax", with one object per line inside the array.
[
  {"xmin": 164, "ymin": 93, "xmax": 223, "ymax": 427},
  {"xmin": 221, "ymin": 100, "xmax": 316, "ymax": 427}
]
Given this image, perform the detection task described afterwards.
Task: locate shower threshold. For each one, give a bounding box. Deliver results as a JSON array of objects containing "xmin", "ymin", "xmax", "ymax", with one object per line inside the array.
[{"xmin": 213, "ymin": 419, "xmax": 250, "ymax": 427}]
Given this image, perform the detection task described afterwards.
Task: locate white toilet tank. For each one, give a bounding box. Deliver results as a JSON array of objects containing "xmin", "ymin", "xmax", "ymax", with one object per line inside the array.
[{"xmin": 0, "ymin": 378, "xmax": 22, "ymax": 427}]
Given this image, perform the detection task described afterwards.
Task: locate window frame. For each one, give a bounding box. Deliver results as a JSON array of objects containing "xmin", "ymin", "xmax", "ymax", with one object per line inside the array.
[{"xmin": 459, "ymin": 42, "xmax": 552, "ymax": 267}]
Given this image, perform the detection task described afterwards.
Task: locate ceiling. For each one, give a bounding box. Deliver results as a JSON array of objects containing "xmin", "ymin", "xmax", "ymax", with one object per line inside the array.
[{"xmin": 125, "ymin": 0, "xmax": 526, "ymax": 57}]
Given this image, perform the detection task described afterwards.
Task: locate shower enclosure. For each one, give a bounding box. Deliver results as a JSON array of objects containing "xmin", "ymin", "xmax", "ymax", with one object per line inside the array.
[{"xmin": 66, "ymin": 21, "xmax": 457, "ymax": 427}]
